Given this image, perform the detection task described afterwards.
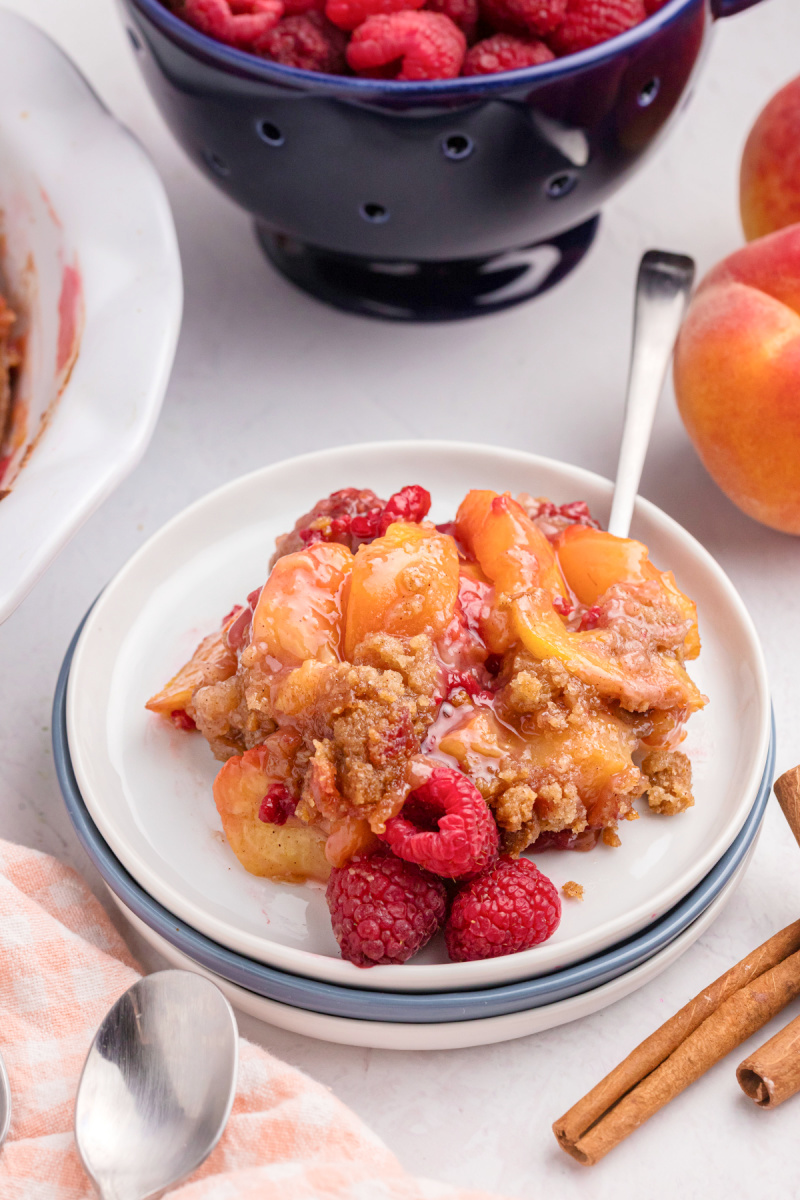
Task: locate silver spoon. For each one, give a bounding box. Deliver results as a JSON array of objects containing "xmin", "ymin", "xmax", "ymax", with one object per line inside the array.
[
  {"xmin": 0, "ymin": 1049, "xmax": 10, "ymax": 1149},
  {"xmin": 607, "ymin": 250, "xmax": 695, "ymax": 540},
  {"xmin": 75, "ymin": 970, "xmax": 238, "ymax": 1200}
]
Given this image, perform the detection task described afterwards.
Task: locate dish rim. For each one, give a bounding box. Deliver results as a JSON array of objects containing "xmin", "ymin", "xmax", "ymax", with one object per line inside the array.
[
  {"xmin": 109, "ymin": 857, "xmax": 751, "ymax": 1049},
  {"xmin": 64, "ymin": 439, "xmax": 772, "ymax": 991},
  {"xmin": 0, "ymin": 10, "xmax": 182, "ymax": 622}
]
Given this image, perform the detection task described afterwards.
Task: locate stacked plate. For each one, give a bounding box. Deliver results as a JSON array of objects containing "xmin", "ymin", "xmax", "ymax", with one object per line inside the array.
[{"xmin": 53, "ymin": 443, "xmax": 773, "ymax": 1050}]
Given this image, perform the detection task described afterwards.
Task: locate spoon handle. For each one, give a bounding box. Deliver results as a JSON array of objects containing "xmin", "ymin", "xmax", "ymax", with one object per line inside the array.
[{"xmin": 607, "ymin": 250, "xmax": 695, "ymax": 540}]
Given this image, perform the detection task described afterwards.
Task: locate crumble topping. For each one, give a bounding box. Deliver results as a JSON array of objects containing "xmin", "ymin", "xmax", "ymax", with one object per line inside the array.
[{"xmin": 642, "ymin": 748, "xmax": 694, "ymax": 816}]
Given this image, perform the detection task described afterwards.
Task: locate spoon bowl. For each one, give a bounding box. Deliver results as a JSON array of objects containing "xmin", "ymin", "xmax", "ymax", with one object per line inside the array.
[
  {"xmin": 0, "ymin": 1050, "xmax": 10, "ymax": 1149},
  {"xmin": 75, "ymin": 970, "xmax": 238, "ymax": 1200}
]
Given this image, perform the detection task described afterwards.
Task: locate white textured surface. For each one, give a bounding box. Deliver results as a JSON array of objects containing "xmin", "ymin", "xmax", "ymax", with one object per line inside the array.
[{"xmin": 1, "ymin": 0, "xmax": 800, "ymax": 1194}]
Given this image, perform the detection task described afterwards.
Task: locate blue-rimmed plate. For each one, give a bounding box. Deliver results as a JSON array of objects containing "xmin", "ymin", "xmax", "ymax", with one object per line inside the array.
[
  {"xmin": 54, "ymin": 625, "xmax": 775, "ymax": 1023},
  {"xmin": 62, "ymin": 444, "xmax": 772, "ymax": 994}
]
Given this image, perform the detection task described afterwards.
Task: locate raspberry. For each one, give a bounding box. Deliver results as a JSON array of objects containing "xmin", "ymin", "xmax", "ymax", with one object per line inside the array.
[
  {"xmin": 258, "ymin": 782, "xmax": 298, "ymax": 825},
  {"xmin": 283, "ymin": 0, "xmax": 324, "ymax": 13},
  {"xmin": 557, "ymin": 500, "xmax": 600, "ymax": 527},
  {"xmin": 350, "ymin": 485, "xmax": 432, "ymax": 538},
  {"xmin": 382, "ymin": 766, "xmax": 499, "ymax": 879},
  {"xmin": 326, "ymin": 0, "xmax": 424, "ymax": 31},
  {"xmin": 181, "ymin": 0, "xmax": 283, "ymax": 47},
  {"xmin": 286, "ymin": 488, "xmax": 384, "ymax": 555},
  {"xmin": 380, "ymin": 484, "xmax": 432, "ymax": 531},
  {"xmin": 643, "ymin": 0, "xmax": 666, "ymax": 10},
  {"xmin": 257, "ymin": 11, "xmax": 347, "ymax": 69},
  {"xmin": 347, "ymin": 11, "xmax": 466, "ymax": 80},
  {"xmin": 478, "ymin": 0, "xmax": 567, "ymax": 38},
  {"xmin": 426, "ymin": 0, "xmax": 479, "ymax": 41},
  {"xmin": 326, "ymin": 850, "xmax": 447, "ymax": 967},
  {"xmin": 463, "ymin": 32, "xmax": 554, "ymax": 73},
  {"xmin": 578, "ymin": 603, "xmax": 602, "ymax": 631},
  {"xmin": 552, "ymin": 595, "xmax": 573, "ymax": 618},
  {"xmin": 170, "ymin": 709, "xmax": 196, "ymax": 731},
  {"xmin": 445, "ymin": 856, "xmax": 561, "ymax": 962},
  {"xmin": 549, "ymin": 0, "xmax": 646, "ymax": 54}
]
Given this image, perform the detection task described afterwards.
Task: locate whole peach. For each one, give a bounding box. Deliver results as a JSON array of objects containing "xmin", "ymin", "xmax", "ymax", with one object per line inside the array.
[
  {"xmin": 741, "ymin": 75, "xmax": 800, "ymax": 242},
  {"xmin": 674, "ymin": 224, "xmax": 800, "ymax": 534}
]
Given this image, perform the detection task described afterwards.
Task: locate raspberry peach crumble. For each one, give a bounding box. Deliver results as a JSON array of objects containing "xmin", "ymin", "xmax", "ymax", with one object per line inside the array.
[{"xmin": 146, "ymin": 484, "xmax": 705, "ymax": 966}]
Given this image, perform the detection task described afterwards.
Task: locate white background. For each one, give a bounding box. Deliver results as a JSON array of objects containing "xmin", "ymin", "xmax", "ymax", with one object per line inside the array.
[{"xmin": 2, "ymin": 0, "xmax": 800, "ymax": 1195}]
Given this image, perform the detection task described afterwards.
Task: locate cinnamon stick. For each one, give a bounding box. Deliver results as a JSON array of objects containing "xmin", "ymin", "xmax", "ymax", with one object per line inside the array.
[
  {"xmin": 774, "ymin": 766, "xmax": 800, "ymax": 851},
  {"xmin": 554, "ymin": 920, "xmax": 800, "ymax": 1164},
  {"xmin": 737, "ymin": 1011, "xmax": 800, "ymax": 1108},
  {"xmin": 731, "ymin": 768, "xmax": 800, "ymax": 1110}
]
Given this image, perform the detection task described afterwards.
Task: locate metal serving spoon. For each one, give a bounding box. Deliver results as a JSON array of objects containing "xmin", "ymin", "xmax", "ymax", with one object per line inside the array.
[
  {"xmin": 608, "ymin": 250, "xmax": 696, "ymax": 540},
  {"xmin": 75, "ymin": 970, "xmax": 238, "ymax": 1200},
  {"xmin": 0, "ymin": 1049, "xmax": 10, "ymax": 1150}
]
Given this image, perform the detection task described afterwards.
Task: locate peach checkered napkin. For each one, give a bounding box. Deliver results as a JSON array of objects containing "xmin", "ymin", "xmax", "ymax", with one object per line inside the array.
[{"xmin": 0, "ymin": 837, "xmax": 509, "ymax": 1200}]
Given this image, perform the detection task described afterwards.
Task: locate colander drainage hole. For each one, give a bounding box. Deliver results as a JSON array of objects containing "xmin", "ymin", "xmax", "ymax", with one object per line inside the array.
[
  {"xmin": 442, "ymin": 134, "xmax": 474, "ymax": 161},
  {"xmin": 204, "ymin": 150, "xmax": 230, "ymax": 177},
  {"xmin": 638, "ymin": 77, "xmax": 660, "ymax": 107},
  {"xmin": 360, "ymin": 203, "xmax": 390, "ymax": 224},
  {"xmin": 546, "ymin": 171, "xmax": 578, "ymax": 199},
  {"xmin": 257, "ymin": 120, "xmax": 285, "ymax": 146}
]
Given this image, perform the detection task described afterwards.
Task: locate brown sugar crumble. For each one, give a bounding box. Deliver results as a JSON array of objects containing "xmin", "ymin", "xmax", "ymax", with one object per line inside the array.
[
  {"xmin": 642, "ymin": 748, "xmax": 694, "ymax": 816},
  {"xmin": 562, "ymin": 880, "xmax": 584, "ymax": 900}
]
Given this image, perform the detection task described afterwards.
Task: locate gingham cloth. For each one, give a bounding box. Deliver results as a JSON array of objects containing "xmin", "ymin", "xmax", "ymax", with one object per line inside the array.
[{"xmin": 0, "ymin": 838, "xmax": 510, "ymax": 1200}]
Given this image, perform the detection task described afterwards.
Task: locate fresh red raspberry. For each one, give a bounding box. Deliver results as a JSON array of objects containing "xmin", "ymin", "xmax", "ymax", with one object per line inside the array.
[
  {"xmin": 445, "ymin": 856, "xmax": 561, "ymax": 962},
  {"xmin": 549, "ymin": 0, "xmax": 646, "ymax": 54},
  {"xmin": 463, "ymin": 32, "xmax": 554, "ymax": 72},
  {"xmin": 426, "ymin": 0, "xmax": 479, "ymax": 41},
  {"xmin": 283, "ymin": 0, "xmax": 324, "ymax": 14},
  {"xmin": 347, "ymin": 11, "xmax": 466, "ymax": 80},
  {"xmin": 326, "ymin": 0, "xmax": 424, "ymax": 31},
  {"xmin": 478, "ymin": 0, "xmax": 567, "ymax": 38},
  {"xmin": 326, "ymin": 850, "xmax": 447, "ymax": 967},
  {"xmin": 257, "ymin": 11, "xmax": 348, "ymax": 69},
  {"xmin": 382, "ymin": 766, "xmax": 499, "ymax": 879},
  {"xmin": 181, "ymin": 0, "xmax": 283, "ymax": 47},
  {"xmin": 258, "ymin": 782, "xmax": 298, "ymax": 825}
]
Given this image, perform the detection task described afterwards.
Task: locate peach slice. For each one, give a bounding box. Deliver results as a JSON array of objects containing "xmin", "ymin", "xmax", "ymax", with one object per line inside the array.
[
  {"xmin": 512, "ymin": 596, "xmax": 704, "ymax": 713},
  {"xmin": 251, "ymin": 542, "xmax": 353, "ymax": 667},
  {"xmin": 213, "ymin": 730, "xmax": 330, "ymax": 883},
  {"xmin": 344, "ymin": 522, "xmax": 459, "ymax": 659},
  {"xmin": 455, "ymin": 490, "xmax": 567, "ymax": 600},
  {"xmin": 145, "ymin": 611, "xmax": 241, "ymax": 718},
  {"xmin": 554, "ymin": 525, "xmax": 700, "ymax": 659}
]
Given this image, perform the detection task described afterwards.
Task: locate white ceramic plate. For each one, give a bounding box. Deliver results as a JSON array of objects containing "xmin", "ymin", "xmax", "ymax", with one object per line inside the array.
[
  {"xmin": 0, "ymin": 11, "xmax": 182, "ymax": 621},
  {"xmin": 109, "ymin": 844, "xmax": 751, "ymax": 1050},
  {"xmin": 67, "ymin": 442, "xmax": 771, "ymax": 993}
]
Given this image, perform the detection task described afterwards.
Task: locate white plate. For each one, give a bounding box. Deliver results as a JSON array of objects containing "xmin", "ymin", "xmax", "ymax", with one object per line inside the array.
[
  {"xmin": 67, "ymin": 442, "xmax": 770, "ymax": 993},
  {"xmin": 0, "ymin": 12, "xmax": 182, "ymax": 622},
  {"xmin": 109, "ymin": 844, "xmax": 751, "ymax": 1050}
]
